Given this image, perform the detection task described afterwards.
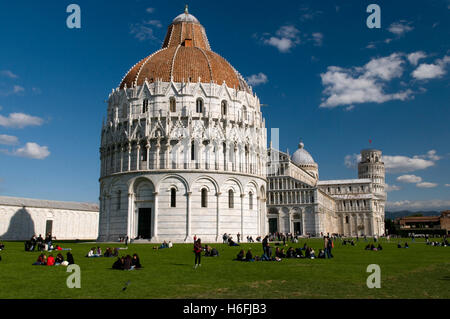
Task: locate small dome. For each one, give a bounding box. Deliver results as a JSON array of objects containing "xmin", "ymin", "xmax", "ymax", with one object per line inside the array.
[
  {"xmin": 173, "ymin": 12, "xmax": 200, "ymax": 24},
  {"xmin": 292, "ymin": 142, "xmax": 315, "ymax": 166}
]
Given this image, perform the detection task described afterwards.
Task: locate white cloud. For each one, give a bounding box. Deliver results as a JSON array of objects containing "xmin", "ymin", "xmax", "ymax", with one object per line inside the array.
[
  {"xmin": 320, "ymin": 53, "xmax": 412, "ymax": 108},
  {"xmin": 0, "ymin": 112, "xmax": 44, "ymax": 128},
  {"xmin": 396, "ymin": 174, "xmax": 422, "ymax": 183},
  {"xmin": 246, "ymin": 73, "xmax": 268, "ymax": 86},
  {"xmin": 386, "ymin": 199, "xmax": 450, "ymax": 211},
  {"xmin": 345, "ymin": 150, "xmax": 441, "ymax": 173},
  {"xmin": 445, "ymin": 184, "xmax": 450, "ymax": 187},
  {"xmin": 311, "ymin": 32, "xmax": 323, "ymax": 46},
  {"xmin": 146, "ymin": 8, "xmax": 155, "ymax": 13},
  {"xmin": 385, "ymin": 184, "xmax": 401, "ymax": 192},
  {"xmin": 262, "ymin": 25, "xmax": 300, "ymax": 53},
  {"xmin": 388, "ymin": 21, "xmax": 414, "ymax": 36},
  {"xmin": 407, "ymin": 51, "xmax": 427, "ymax": 66},
  {"xmin": 1, "ymin": 70, "xmax": 19, "ymax": 79},
  {"xmin": 0, "ymin": 134, "xmax": 19, "ymax": 145},
  {"xmin": 412, "ymin": 55, "xmax": 450, "ymax": 80},
  {"xmin": 383, "ymin": 154, "xmax": 436, "ymax": 173},
  {"xmin": 130, "ymin": 23, "xmax": 160, "ymax": 42},
  {"xmin": 13, "ymin": 142, "xmax": 50, "ymax": 160},
  {"xmin": 13, "ymin": 85, "xmax": 24, "ymax": 94},
  {"xmin": 344, "ymin": 153, "xmax": 361, "ymax": 169},
  {"xmin": 144, "ymin": 20, "xmax": 162, "ymax": 28},
  {"xmin": 416, "ymin": 182, "xmax": 438, "ymax": 188}
]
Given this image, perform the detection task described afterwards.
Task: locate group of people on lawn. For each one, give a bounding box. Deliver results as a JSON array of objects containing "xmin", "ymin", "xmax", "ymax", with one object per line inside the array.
[
  {"xmin": 112, "ymin": 254, "xmax": 142, "ymax": 270},
  {"xmin": 33, "ymin": 251, "xmax": 75, "ymax": 266},
  {"xmin": 25, "ymin": 233, "xmax": 66, "ymax": 252},
  {"xmin": 86, "ymin": 246, "xmax": 123, "ymax": 257}
]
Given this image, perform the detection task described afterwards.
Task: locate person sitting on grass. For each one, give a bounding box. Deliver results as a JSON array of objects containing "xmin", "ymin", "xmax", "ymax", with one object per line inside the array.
[
  {"xmin": 286, "ymin": 247, "xmax": 295, "ymax": 258},
  {"xmin": 86, "ymin": 247, "xmax": 101, "ymax": 257},
  {"xmin": 228, "ymin": 237, "xmax": 239, "ymax": 247},
  {"xmin": 404, "ymin": 242, "xmax": 409, "ymax": 248},
  {"xmin": 112, "ymin": 257, "xmax": 124, "ymax": 270},
  {"xmin": 275, "ymin": 247, "xmax": 283, "ymax": 258},
  {"xmin": 124, "ymin": 255, "xmax": 133, "ymax": 270},
  {"xmin": 246, "ymin": 249, "xmax": 255, "ymax": 262},
  {"xmin": 96, "ymin": 247, "xmax": 102, "ymax": 255},
  {"xmin": 55, "ymin": 253, "xmax": 64, "ymax": 265},
  {"xmin": 210, "ymin": 247, "xmax": 219, "ymax": 257},
  {"xmin": 113, "ymin": 247, "xmax": 119, "ymax": 257},
  {"xmin": 365, "ymin": 244, "xmax": 371, "ymax": 250},
  {"xmin": 204, "ymin": 245, "xmax": 212, "ymax": 256},
  {"xmin": 236, "ymin": 249, "xmax": 245, "ymax": 261},
  {"xmin": 104, "ymin": 247, "xmax": 112, "ymax": 257},
  {"xmin": 377, "ymin": 244, "xmax": 383, "ymax": 251},
  {"xmin": 305, "ymin": 247, "xmax": 311, "ymax": 258},
  {"xmin": 0, "ymin": 242, "xmax": 4, "ymax": 251},
  {"xmin": 318, "ymin": 249, "xmax": 326, "ymax": 259},
  {"xmin": 32, "ymin": 254, "xmax": 46, "ymax": 265},
  {"xmin": 308, "ymin": 248, "xmax": 316, "ymax": 259},
  {"xmin": 397, "ymin": 242, "xmax": 402, "ymax": 248},
  {"xmin": 46, "ymin": 254, "xmax": 55, "ymax": 266},
  {"xmin": 132, "ymin": 254, "xmax": 142, "ymax": 269},
  {"xmin": 295, "ymin": 248, "xmax": 304, "ymax": 258},
  {"xmin": 66, "ymin": 252, "xmax": 75, "ymax": 265}
]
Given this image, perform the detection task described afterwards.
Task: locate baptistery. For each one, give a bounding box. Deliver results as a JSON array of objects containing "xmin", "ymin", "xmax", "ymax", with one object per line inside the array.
[{"xmin": 98, "ymin": 8, "xmax": 268, "ymax": 242}]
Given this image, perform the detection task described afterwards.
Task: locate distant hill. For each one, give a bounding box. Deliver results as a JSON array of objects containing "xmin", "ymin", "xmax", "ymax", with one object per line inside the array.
[{"xmin": 385, "ymin": 211, "xmax": 441, "ymax": 220}]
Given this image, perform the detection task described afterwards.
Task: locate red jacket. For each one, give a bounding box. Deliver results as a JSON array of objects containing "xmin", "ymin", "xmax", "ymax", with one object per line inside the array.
[{"xmin": 47, "ymin": 256, "xmax": 55, "ymax": 266}]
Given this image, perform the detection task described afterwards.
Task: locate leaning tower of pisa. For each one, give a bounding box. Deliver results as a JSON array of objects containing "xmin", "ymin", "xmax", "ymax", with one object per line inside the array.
[{"xmin": 358, "ymin": 149, "xmax": 386, "ymax": 235}]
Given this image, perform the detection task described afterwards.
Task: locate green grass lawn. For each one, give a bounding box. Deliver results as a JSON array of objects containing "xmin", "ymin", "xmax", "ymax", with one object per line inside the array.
[{"xmin": 0, "ymin": 238, "xmax": 448, "ymax": 299}]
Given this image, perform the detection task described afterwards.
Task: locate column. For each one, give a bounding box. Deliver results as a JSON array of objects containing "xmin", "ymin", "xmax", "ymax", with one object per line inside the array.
[
  {"xmin": 155, "ymin": 141, "xmax": 160, "ymax": 169},
  {"xmin": 136, "ymin": 144, "xmax": 141, "ymax": 171},
  {"xmin": 120, "ymin": 146, "xmax": 124, "ymax": 172},
  {"xmin": 185, "ymin": 192, "xmax": 192, "ymax": 241},
  {"xmin": 146, "ymin": 142, "xmax": 150, "ymax": 170},
  {"xmin": 127, "ymin": 143, "xmax": 131, "ymax": 171},
  {"xmin": 127, "ymin": 193, "xmax": 134, "ymax": 238},
  {"xmin": 240, "ymin": 194, "xmax": 245, "ymax": 237},
  {"xmin": 216, "ymin": 192, "xmax": 221, "ymax": 241},
  {"xmin": 153, "ymin": 192, "xmax": 159, "ymax": 240}
]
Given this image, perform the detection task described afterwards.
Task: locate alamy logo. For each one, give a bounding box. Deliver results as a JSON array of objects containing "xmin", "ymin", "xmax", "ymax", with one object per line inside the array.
[
  {"xmin": 66, "ymin": 264, "xmax": 81, "ymax": 288},
  {"xmin": 366, "ymin": 4, "xmax": 381, "ymax": 29},
  {"xmin": 66, "ymin": 4, "xmax": 81, "ymax": 29},
  {"xmin": 366, "ymin": 264, "xmax": 381, "ymax": 288}
]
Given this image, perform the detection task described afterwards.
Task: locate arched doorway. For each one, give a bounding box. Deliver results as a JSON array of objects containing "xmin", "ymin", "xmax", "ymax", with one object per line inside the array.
[{"xmin": 133, "ymin": 178, "xmax": 155, "ymax": 240}]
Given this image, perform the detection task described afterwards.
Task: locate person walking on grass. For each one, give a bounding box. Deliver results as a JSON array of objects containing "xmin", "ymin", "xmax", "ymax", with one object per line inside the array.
[{"xmin": 193, "ymin": 238, "xmax": 202, "ymax": 269}]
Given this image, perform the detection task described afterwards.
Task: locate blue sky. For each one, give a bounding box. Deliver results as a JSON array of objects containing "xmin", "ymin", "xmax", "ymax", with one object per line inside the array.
[{"xmin": 0, "ymin": 0, "xmax": 449, "ymax": 211}]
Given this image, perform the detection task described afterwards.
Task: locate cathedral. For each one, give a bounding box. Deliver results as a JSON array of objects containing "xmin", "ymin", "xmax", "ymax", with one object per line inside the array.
[{"xmin": 97, "ymin": 8, "xmax": 386, "ymax": 243}]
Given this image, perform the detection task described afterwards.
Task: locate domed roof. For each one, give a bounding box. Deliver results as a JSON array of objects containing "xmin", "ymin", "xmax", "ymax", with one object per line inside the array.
[
  {"xmin": 120, "ymin": 8, "xmax": 250, "ymax": 92},
  {"xmin": 292, "ymin": 142, "xmax": 316, "ymax": 166}
]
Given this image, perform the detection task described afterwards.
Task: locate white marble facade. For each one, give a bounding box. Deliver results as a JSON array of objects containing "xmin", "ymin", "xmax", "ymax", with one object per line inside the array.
[
  {"xmin": 98, "ymin": 81, "xmax": 267, "ymax": 243},
  {"xmin": 0, "ymin": 196, "xmax": 99, "ymax": 240},
  {"xmin": 266, "ymin": 146, "xmax": 386, "ymax": 237}
]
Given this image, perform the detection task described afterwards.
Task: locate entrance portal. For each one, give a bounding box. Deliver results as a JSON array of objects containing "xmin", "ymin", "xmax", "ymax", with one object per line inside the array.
[
  {"xmin": 294, "ymin": 222, "xmax": 302, "ymax": 235},
  {"xmin": 269, "ymin": 218, "xmax": 278, "ymax": 234},
  {"xmin": 137, "ymin": 208, "xmax": 152, "ymax": 239}
]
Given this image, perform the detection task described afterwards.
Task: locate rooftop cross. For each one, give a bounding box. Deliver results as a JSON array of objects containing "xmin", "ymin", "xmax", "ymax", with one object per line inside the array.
[{"xmin": 185, "ymin": 4, "xmax": 189, "ymax": 14}]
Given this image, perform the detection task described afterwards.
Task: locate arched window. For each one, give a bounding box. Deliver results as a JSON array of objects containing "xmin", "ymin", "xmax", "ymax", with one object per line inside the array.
[
  {"xmin": 122, "ymin": 104, "xmax": 127, "ymax": 118},
  {"xmin": 221, "ymin": 100, "xmax": 227, "ymax": 115},
  {"xmin": 228, "ymin": 189, "xmax": 234, "ymax": 208},
  {"xmin": 201, "ymin": 188, "xmax": 208, "ymax": 208},
  {"xmin": 169, "ymin": 97, "xmax": 176, "ymax": 112},
  {"xmin": 170, "ymin": 188, "xmax": 176, "ymax": 208},
  {"xmin": 117, "ymin": 190, "xmax": 121, "ymax": 210},
  {"xmin": 191, "ymin": 141, "xmax": 195, "ymax": 161},
  {"xmin": 345, "ymin": 216, "xmax": 349, "ymax": 224},
  {"xmin": 249, "ymin": 192, "xmax": 253, "ymax": 210},
  {"xmin": 196, "ymin": 98, "xmax": 204, "ymax": 113},
  {"xmin": 142, "ymin": 99, "xmax": 149, "ymax": 113},
  {"xmin": 243, "ymin": 106, "xmax": 247, "ymax": 121}
]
